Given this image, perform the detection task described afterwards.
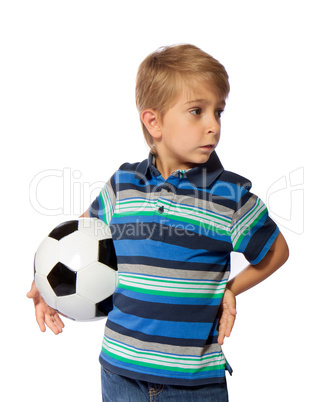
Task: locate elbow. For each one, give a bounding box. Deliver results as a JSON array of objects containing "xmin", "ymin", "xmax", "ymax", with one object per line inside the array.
[
  {"xmin": 271, "ymin": 231, "xmax": 289, "ymax": 267},
  {"xmin": 279, "ymin": 232, "xmax": 290, "ymax": 266},
  {"xmin": 283, "ymin": 242, "xmax": 290, "ymax": 265}
]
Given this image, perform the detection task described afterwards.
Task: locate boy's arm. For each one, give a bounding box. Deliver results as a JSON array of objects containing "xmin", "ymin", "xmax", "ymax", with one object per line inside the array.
[
  {"xmin": 218, "ymin": 232, "xmax": 289, "ymax": 345},
  {"xmin": 226, "ymin": 232, "xmax": 289, "ymax": 297}
]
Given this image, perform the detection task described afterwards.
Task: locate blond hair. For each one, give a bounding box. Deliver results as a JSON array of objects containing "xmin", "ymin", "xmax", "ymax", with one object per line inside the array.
[{"xmin": 135, "ymin": 44, "xmax": 230, "ymax": 152}]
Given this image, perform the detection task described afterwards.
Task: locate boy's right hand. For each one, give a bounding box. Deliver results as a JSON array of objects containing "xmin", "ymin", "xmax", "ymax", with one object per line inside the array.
[{"xmin": 27, "ymin": 281, "xmax": 65, "ymax": 335}]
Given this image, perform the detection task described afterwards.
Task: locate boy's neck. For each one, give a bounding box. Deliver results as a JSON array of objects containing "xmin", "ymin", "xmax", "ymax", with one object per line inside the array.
[{"xmin": 155, "ymin": 155, "xmax": 195, "ymax": 180}]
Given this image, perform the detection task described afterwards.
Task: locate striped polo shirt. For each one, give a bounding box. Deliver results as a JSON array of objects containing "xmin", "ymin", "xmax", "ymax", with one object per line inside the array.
[{"xmin": 89, "ymin": 151, "xmax": 279, "ymax": 386}]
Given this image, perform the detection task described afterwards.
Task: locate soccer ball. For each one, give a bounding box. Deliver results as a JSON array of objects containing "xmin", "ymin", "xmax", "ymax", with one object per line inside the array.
[{"xmin": 34, "ymin": 217, "xmax": 118, "ymax": 321}]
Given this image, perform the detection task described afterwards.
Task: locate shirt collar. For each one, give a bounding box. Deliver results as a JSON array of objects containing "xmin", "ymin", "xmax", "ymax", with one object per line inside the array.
[{"xmin": 135, "ymin": 151, "xmax": 224, "ymax": 188}]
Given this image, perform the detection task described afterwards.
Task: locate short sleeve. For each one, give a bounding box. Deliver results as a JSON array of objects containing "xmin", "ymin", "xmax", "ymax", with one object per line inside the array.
[
  {"xmin": 89, "ymin": 175, "xmax": 116, "ymax": 226},
  {"xmin": 231, "ymin": 193, "xmax": 279, "ymax": 265}
]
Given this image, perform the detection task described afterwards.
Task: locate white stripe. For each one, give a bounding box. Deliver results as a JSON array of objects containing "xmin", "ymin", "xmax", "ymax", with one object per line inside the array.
[
  {"xmin": 120, "ymin": 273, "xmax": 227, "ymax": 285},
  {"xmin": 101, "ymin": 186, "xmax": 113, "ymax": 225},
  {"xmin": 102, "ymin": 339, "xmax": 225, "ymax": 369},
  {"xmin": 119, "ymin": 274, "xmax": 227, "ymax": 293},
  {"xmin": 120, "ymin": 277, "xmax": 224, "ymax": 289},
  {"xmin": 119, "ymin": 282, "xmax": 225, "ymax": 295},
  {"xmin": 231, "ymin": 199, "xmax": 266, "ymax": 244}
]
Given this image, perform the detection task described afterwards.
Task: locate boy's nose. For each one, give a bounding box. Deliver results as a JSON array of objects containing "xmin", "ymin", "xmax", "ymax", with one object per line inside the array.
[{"xmin": 207, "ymin": 118, "xmax": 220, "ymax": 135}]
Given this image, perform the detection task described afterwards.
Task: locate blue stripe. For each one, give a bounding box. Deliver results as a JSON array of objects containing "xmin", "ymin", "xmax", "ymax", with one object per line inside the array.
[
  {"xmin": 89, "ymin": 197, "xmax": 106, "ymax": 222},
  {"xmin": 111, "ymin": 215, "xmax": 157, "ymax": 224},
  {"xmin": 114, "ymin": 293, "xmax": 220, "ymax": 323},
  {"xmin": 110, "ymin": 217, "xmax": 232, "ymax": 251},
  {"xmin": 250, "ymin": 227, "xmax": 280, "ymax": 265},
  {"xmin": 109, "ymin": 307, "xmax": 213, "ymax": 339},
  {"xmin": 110, "ymin": 215, "xmax": 231, "ymax": 239},
  {"xmin": 114, "ymin": 239, "xmax": 226, "ymax": 265},
  {"xmin": 162, "ymin": 217, "xmax": 231, "ymax": 242},
  {"xmin": 116, "ymin": 171, "xmax": 161, "ymax": 187}
]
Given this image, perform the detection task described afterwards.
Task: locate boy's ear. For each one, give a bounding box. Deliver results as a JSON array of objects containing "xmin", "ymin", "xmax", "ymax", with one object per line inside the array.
[{"xmin": 141, "ymin": 109, "xmax": 162, "ymax": 139}]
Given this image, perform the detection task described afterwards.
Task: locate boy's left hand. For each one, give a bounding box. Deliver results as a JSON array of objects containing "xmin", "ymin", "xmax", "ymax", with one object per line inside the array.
[{"xmin": 218, "ymin": 288, "xmax": 237, "ymax": 345}]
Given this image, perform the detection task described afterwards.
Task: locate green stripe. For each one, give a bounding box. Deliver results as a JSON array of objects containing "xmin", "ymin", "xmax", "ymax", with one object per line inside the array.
[
  {"xmin": 103, "ymin": 338, "xmax": 220, "ymax": 363},
  {"xmin": 113, "ymin": 210, "xmax": 229, "ymax": 236},
  {"xmin": 113, "ymin": 211, "xmax": 155, "ymax": 218},
  {"xmin": 232, "ymin": 206, "xmax": 266, "ymax": 250},
  {"xmin": 101, "ymin": 347, "xmax": 224, "ymax": 373},
  {"xmin": 120, "ymin": 274, "xmax": 225, "ymax": 287},
  {"xmin": 117, "ymin": 283, "xmax": 224, "ymax": 298},
  {"xmin": 116, "ymin": 198, "xmax": 231, "ymax": 226},
  {"xmin": 99, "ymin": 192, "xmax": 107, "ymax": 225}
]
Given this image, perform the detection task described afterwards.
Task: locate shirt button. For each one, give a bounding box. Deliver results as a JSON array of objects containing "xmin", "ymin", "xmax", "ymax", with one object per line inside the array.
[{"xmin": 158, "ymin": 206, "xmax": 164, "ymax": 213}]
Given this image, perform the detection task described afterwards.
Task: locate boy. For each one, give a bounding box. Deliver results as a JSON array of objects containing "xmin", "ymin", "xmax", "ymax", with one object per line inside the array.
[{"xmin": 28, "ymin": 44, "xmax": 289, "ymax": 401}]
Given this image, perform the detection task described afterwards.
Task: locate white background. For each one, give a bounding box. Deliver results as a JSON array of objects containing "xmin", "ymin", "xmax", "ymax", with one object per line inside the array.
[{"xmin": 1, "ymin": 1, "xmax": 331, "ymax": 401}]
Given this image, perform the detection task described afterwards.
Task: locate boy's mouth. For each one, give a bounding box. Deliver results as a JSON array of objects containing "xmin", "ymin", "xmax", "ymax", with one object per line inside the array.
[{"xmin": 199, "ymin": 144, "xmax": 215, "ymax": 151}]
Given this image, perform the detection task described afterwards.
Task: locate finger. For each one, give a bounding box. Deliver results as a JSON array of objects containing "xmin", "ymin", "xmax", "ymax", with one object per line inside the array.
[
  {"xmin": 45, "ymin": 315, "xmax": 62, "ymax": 335},
  {"xmin": 26, "ymin": 289, "xmax": 36, "ymax": 299},
  {"xmin": 224, "ymin": 314, "xmax": 236, "ymax": 338},
  {"xmin": 228, "ymin": 305, "xmax": 237, "ymax": 316},
  {"xmin": 218, "ymin": 328, "xmax": 226, "ymax": 345},
  {"xmin": 218, "ymin": 315, "xmax": 228, "ymax": 345},
  {"xmin": 35, "ymin": 310, "xmax": 47, "ymax": 333},
  {"xmin": 218, "ymin": 311, "xmax": 236, "ymax": 345},
  {"xmin": 53, "ymin": 314, "xmax": 65, "ymax": 329}
]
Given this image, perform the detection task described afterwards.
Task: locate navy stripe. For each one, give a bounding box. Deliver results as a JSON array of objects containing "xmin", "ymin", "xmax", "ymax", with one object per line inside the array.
[
  {"xmin": 244, "ymin": 216, "xmax": 278, "ymax": 262},
  {"xmin": 109, "ymin": 307, "xmax": 213, "ymax": 339},
  {"xmin": 115, "ymin": 180, "xmax": 244, "ymax": 209},
  {"xmin": 115, "ymin": 286, "xmax": 222, "ymax": 306},
  {"xmin": 89, "ymin": 197, "xmax": 105, "ymax": 221},
  {"xmin": 220, "ymin": 170, "xmax": 251, "ymax": 190},
  {"xmin": 114, "ymin": 293, "xmax": 219, "ymax": 323}
]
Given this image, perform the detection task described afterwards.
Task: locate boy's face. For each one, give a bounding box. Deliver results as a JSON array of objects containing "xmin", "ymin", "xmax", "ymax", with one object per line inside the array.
[{"xmin": 154, "ymin": 80, "xmax": 225, "ymax": 176}]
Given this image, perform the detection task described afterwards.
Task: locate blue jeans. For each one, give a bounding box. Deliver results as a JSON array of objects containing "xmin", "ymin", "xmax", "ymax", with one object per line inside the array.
[{"xmin": 101, "ymin": 366, "xmax": 229, "ymax": 402}]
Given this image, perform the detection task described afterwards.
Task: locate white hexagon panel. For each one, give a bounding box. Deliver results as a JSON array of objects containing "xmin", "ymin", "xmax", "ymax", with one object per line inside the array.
[
  {"xmin": 34, "ymin": 236, "xmax": 59, "ymax": 277},
  {"xmin": 77, "ymin": 261, "xmax": 118, "ymax": 303},
  {"xmin": 59, "ymin": 230, "xmax": 98, "ymax": 272},
  {"xmin": 57, "ymin": 294, "xmax": 97, "ymax": 321},
  {"xmin": 34, "ymin": 272, "xmax": 57, "ymax": 310}
]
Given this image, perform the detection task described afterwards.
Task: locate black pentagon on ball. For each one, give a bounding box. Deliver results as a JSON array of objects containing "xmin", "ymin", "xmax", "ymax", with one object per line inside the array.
[
  {"xmin": 96, "ymin": 295, "xmax": 114, "ymax": 317},
  {"xmin": 48, "ymin": 220, "xmax": 79, "ymax": 241},
  {"xmin": 47, "ymin": 262, "xmax": 77, "ymax": 296},
  {"xmin": 98, "ymin": 239, "xmax": 117, "ymax": 270}
]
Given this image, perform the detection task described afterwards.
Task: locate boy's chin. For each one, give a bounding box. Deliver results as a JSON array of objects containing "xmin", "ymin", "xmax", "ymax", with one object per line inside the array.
[{"xmin": 191, "ymin": 152, "xmax": 213, "ymax": 165}]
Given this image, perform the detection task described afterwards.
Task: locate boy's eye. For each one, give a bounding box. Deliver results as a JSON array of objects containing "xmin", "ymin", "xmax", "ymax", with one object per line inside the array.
[
  {"xmin": 189, "ymin": 108, "xmax": 201, "ymax": 116},
  {"xmin": 216, "ymin": 109, "xmax": 224, "ymax": 118}
]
